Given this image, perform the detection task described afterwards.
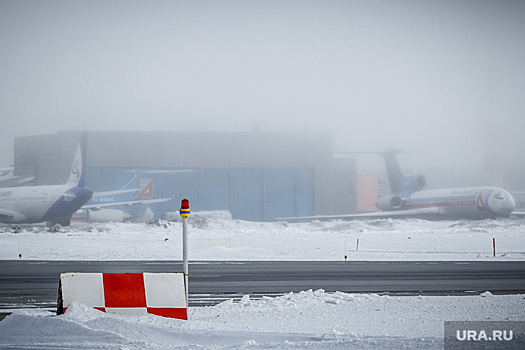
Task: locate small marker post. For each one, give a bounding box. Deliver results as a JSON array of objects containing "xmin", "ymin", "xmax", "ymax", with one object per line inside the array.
[
  {"xmin": 493, "ymin": 238, "xmax": 496, "ymax": 258},
  {"xmin": 180, "ymin": 199, "xmax": 190, "ymax": 303},
  {"xmin": 344, "ymin": 234, "xmax": 347, "ymax": 261}
]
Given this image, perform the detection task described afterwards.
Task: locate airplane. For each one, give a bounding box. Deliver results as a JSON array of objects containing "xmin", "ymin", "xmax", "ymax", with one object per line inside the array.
[
  {"xmin": 72, "ymin": 171, "xmax": 180, "ymax": 223},
  {"xmin": 0, "ymin": 133, "xmax": 93, "ymax": 226},
  {"xmin": 278, "ymin": 151, "xmax": 517, "ymax": 221},
  {"xmin": 0, "ymin": 167, "xmax": 34, "ymax": 187}
]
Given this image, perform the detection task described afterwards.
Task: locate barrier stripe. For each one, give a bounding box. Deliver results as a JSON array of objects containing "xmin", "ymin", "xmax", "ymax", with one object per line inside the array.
[
  {"xmin": 61, "ymin": 272, "xmax": 105, "ymax": 308},
  {"xmin": 103, "ymin": 273, "xmax": 147, "ymax": 308},
  {"xmin": 144, "ymin": 273, "xmax": 186, "ymax": 308},
  {"xmin": 147, "ymin": 308, "xmax": 188, "ymax": 319}
]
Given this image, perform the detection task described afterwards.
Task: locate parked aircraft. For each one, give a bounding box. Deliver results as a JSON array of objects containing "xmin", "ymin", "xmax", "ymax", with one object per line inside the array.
[
  {"xmin": 0, "ymin": 134, "xmax": 93, "ymax": 226},
  {"xmin": 280, "ymin": 151, "xmax": 516, "ymax": 221},
  {"xmin": 73, "ymin": 171, "xmax": 179, "ymax": 223},
  {"xmin": 0, "ymin": 167, "xmax": 34, "ymax": 187}
]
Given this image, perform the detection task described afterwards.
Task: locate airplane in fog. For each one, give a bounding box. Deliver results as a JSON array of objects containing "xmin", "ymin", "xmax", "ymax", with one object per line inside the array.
[
  {"xmin": 0, "ymin": 167, "xmax": 34, "ymax": 187},
  {"xmin": 280, "ymin": 151, "xmax": 516, "ymax": 221},
  {"xmin": 72, "ymin": 171, "xmax": 184, "ymax": 223},
  {"xmin": 371, "ymin": 151, "xmax": 516, "ymax": 219},
  {"xmin": 0, "ymin": 134, "xmax": 93, "ymax": 226}
]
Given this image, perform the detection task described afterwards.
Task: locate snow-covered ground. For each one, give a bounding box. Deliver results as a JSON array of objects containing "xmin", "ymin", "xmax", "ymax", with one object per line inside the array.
[
  {"xmin": 1, "ymin": 217, "xmax": 525, "ymax": 261},
  {"xmin": 1, "ymin": 218, "xmax": 524, "ymax": 349},
  {"xmin": 0, "ymin": 291, "xmax": 523, "ymax": 349}
]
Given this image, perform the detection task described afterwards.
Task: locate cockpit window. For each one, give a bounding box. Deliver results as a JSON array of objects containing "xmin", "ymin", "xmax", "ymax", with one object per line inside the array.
[{"xmin": 494, "ymin": 192, "xmax": 504, "ymax": 200}]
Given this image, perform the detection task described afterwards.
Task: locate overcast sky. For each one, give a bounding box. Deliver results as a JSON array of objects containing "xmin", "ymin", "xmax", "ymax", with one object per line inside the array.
[{"xmin": 1, "ymin": 0, "xmax": 524, "ymax": 179}]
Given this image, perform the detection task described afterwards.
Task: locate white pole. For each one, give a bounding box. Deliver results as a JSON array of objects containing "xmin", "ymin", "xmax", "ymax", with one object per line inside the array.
[
  {"xmin": 182, "ymin": 217, "xmax": 188, "ymax": 303},
  {"xmin": 180, "ymin": 199, "xmax": 190, "ymax": 305}
]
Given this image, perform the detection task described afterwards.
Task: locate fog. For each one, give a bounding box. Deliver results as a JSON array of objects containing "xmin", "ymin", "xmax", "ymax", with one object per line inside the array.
[{"xmin": 1, "ymin": 0, "xmax": 524, "ymax": 187}]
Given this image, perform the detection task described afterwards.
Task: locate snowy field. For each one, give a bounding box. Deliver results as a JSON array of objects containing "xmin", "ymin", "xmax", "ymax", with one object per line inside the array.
[
  {"xmin": 1, "ymin": 218, "xmax": 524, "ymax": 349},
  {"xmin": 1, "ymin": 291, "xmax": 523, "ymax": 349},
  {"xmin": 1, "ymin": 217, "xmax": 525, "ymax": 261}
]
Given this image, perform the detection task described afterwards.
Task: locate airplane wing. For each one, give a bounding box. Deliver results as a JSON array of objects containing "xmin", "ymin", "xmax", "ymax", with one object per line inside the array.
[
  {"xmin": 0, "ymin": 208, "xmax": 15, "ymax": 219},
  {"xmin": 91, "ymin": 189, "xmax": 139, "ymax": 197},
  {"xmin": 82, "ymin": 197, "xmax": 174, "ymax": 210},
  {"xmin": 142, "ymin": 170, "xmax": 196, "ymax": 175},
  {"xmin": 276, "ymin": 207, "xmax": 444, "ymax": 221},
  {"xmin": 0, "ymin": 168, "xmax": 14, "ymax": 177}
]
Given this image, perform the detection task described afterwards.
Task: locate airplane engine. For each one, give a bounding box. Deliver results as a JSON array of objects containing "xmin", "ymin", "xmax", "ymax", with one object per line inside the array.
[
  {"xmin": 86, "ymin": 209, "xmax": 131, "ymax": 223},
  {"xmin": 376, "ymin": 195, "xmax": 405, "ymax": 211}
]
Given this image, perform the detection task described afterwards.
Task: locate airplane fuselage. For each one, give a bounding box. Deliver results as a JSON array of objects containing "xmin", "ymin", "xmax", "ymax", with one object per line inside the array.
[
  {"xmin": 402, "ymin": 186, "xmax": 516, "ymax": 219},
  {"xmin": 0, "ymin": 184, "xmax": 93, "ymax": 225}
]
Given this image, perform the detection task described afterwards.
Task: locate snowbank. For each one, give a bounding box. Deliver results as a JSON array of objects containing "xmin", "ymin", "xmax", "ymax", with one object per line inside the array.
[{"xmin": 1, "ymin": 290, "xmax": 523, "ymax": 349}]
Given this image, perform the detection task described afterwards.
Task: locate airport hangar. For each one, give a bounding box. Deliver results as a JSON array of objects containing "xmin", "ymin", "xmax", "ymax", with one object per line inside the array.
[{"xmin": 13, "ymin": 131, "xmax": 358, "ymax": 222}]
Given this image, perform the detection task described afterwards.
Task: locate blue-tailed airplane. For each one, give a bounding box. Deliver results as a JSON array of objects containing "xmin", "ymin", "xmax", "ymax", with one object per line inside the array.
[
  {"xmin": 371, "ymin": 151, "xmax": 516, "ymax": 219},
  {"xmin": 0, "ymin": 134, "xmax": 93, "ymax": 226},
  {"xmin": 279, "ymin": 151, "xmax": 516, "ymax": 221},
  {"xmin": 72, "ymin": 170, "xmax": 188, "ymax": 223}
]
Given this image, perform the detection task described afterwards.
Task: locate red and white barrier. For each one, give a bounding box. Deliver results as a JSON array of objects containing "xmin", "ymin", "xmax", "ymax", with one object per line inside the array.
[{"xmin": 57, "ymin": 272, "xmax": 187, "ymax": 320}]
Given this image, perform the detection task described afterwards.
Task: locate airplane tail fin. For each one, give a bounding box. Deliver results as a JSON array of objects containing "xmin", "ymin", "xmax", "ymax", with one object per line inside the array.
[
  {"xmin": 381, "ymin": 151, "xmax": 426, "ymax": 196},
  {"xmin": 67, "ymin": 132, "xmax": 87, "ymax": 187},
  {"xmin": 135, "ymin": 179, "xmax": 153, "ymax": 198}
]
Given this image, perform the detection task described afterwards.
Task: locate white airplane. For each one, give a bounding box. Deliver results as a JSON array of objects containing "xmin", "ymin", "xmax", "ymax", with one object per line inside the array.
[
  {"xmin": 279, "ymin": 151, "xmax": 516, "ymax": 221},
  {"xmin": 0, "ymin": 167, "xmax": 34, "ymax": 187},
  {"xmin": 0, "ymin": 134, "xmax": 93, "ymax": 226},
  {"xmin": 76, "ymin": 179, "xmax": 173, "ymax": 223},
  {"xmin": 72, "ymin": 170, "xmax": 191, "ymax": 223}
]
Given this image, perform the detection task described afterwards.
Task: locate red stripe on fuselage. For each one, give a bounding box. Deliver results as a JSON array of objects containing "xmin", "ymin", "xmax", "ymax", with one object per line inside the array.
[{"xmin": 406, "ymin": 200, "xmax": 476, "ymax": 209}]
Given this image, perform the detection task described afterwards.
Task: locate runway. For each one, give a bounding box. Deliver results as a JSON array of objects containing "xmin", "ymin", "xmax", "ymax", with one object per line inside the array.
[{"xmin": 1, "ymin": 260, "xmax": 524, "ymax": 315}]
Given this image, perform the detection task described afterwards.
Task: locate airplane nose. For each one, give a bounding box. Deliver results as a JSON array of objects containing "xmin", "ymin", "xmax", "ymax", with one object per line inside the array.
[{"xmin": 503, "ymin": 193, "xmax": 516, "ymax": 214}]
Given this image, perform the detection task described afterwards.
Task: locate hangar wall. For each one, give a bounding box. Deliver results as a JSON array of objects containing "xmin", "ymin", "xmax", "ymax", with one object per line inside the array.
[
  {"xmin": 112, "ymin": 167, "xmax": 315, "ymax": 222},
  {"xmin": 14, "ymin": 130, "xmax": 357, "ymax": 221}
]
